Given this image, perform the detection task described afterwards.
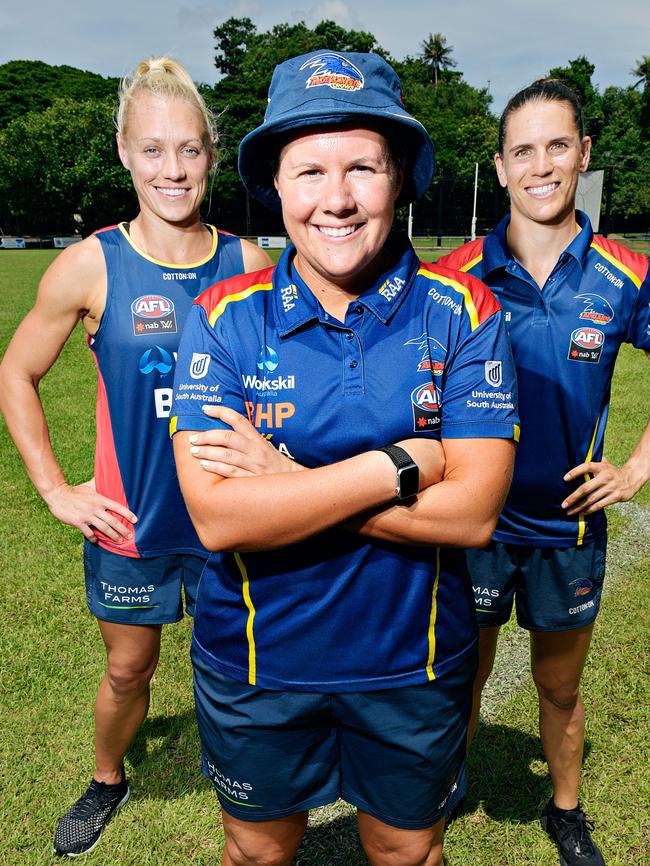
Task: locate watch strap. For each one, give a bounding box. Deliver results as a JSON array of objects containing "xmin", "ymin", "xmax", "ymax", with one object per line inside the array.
[{"xmin": 376, "ymin": 444, "xmax": 415, "ymax": 472}]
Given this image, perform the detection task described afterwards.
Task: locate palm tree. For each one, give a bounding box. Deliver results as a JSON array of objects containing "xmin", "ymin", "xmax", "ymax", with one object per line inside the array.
[
  {"xmin": 420, "ymin": 32, "xmax": 457, "ymax": 87},
  {"xmin": 631, "ymin": 55, "xmax": 650, "ymax": 90}
]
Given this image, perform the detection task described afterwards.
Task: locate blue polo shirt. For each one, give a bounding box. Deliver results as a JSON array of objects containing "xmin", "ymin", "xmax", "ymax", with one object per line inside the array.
[
  {"xmin": 439, "ymin": 211, "xmax": 650, "ymax": 548},
  {"xmin": 171, "ymin": 235, "xmax": 519, "ymax": 692}
]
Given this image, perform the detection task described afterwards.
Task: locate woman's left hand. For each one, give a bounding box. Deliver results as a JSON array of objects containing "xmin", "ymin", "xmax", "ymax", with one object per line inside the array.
[{"xmin": 190, "ymin": 404, "xmax": 302, "ymax": 476}]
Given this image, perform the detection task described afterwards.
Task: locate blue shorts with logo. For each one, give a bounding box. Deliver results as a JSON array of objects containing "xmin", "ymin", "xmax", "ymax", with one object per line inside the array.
[
  {"xmin": 84, "ymin": 540, "xmax": 205, "ymax": 625},
  {"xmin": 466, "ymin": 534, "xmax": 607, "ymax": 631},
  {"xmin": 191, "ymin": 644, "xmax": 476, "ymax": 830}
]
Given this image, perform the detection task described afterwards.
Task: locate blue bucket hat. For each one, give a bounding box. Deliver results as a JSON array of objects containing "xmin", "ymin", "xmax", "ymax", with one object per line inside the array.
[{"xmin": 238, "ymin": 50, "xmax": 435, "ymax": 212}]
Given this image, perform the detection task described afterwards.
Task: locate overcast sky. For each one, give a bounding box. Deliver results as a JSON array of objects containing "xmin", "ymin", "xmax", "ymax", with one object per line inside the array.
[{"xmin": 1, "ymin": 1, "xmax": 647, "ymax": 113}]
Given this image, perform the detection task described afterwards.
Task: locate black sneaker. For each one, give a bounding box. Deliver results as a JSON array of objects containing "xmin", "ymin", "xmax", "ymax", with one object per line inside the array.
[
  {"xmin": 53, "ymin": 771, "xmax": 130, "ymax": 857},
  {"xmin": 540, "ymin": 799, "xmax": 605, "ymax": 866}
]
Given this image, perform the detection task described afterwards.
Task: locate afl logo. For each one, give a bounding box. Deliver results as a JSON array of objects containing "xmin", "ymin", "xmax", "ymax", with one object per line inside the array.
[
  {"xmin": 131, "ymin": 294, "xmax": 177, "ymax": 336},
  {"xmin": 411, "ymin": 383, "xmax": 442, "ymax": 432},
  {"xmin": 413, "ymin": 384, "xmax": 439, "ymax": 411},
  {"xmin": 571, "ymin": 328, "xmax": 603, "ymax": 349},
  {"xmin": 568, "ymin": 327, "xmax": 604, "ymax": 363},
  {"xmin": 131, "ymin": 295, "xmax": 174, "ymax": 318}
]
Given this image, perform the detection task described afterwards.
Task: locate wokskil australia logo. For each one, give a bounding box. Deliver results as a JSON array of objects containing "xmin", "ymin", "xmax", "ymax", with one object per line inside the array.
[
  {"xmin": 568, "ymin": 327, "xmax": 604, "ymax": 363},
  {"xmin": 244, "ymin": 346, "xmax": 295, "ymax": 394},
  {"xmin": 404, "ymin": 333, "xmax": 446, "ymax": 375},
  {"xmin": 139, "ymin": 346, "xmax": 174, "ymax": 375},
  {"xmin": 131, "ymin": 294, "xmax": 177, "ymax": 335},
  {"xmin": 300, "ymin": 53, "xmax": 364, "ymax": 91},
  {"xmin": 411, "ymin": 383, "xmax": 442, "ymax": 432},
  {"xmin": 575, "ymin": 293, "xmax": 614, "ymax": 325}
]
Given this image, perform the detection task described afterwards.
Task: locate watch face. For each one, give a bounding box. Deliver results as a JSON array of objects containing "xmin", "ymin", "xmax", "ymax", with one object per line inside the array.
[{"xmin": 397, "ymin": 463, "xmax": 419, "ymax": 499}]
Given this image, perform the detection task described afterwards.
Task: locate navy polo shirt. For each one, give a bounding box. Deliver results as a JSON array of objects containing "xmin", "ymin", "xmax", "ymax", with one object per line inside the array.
[
  {"xmin": 171, "ymin": 235, "xmax": 519, "ymax": 691},
  {"xmin": 440, "ymin": 211, "xmax": 650, "ymax": 548}
]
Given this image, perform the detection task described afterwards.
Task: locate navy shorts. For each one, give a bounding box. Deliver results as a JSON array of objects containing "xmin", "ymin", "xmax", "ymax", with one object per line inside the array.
[
  {"xmin": 191, "ymin": 645, "xmax": 476, "ymax": 830},
  {"xmin": 466, "ymin": 534, "xmax": 607, "ymax": 631},
  {"xmin": 84, "ymin": 540, "xmax": 206, "ymax": 625}
]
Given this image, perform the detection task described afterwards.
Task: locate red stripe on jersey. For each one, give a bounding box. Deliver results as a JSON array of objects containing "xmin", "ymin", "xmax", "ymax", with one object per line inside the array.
[
  {"xmin": 421, "ymin": 260, "xmax": 501, "ymax": 325},
  {"xmin": 93, "ymin": 224, "xmax": 120, "ymax": 235},
  {"xmin": 592, "ymin": 235, "xmax": 649, "ymax": 284},
  {"xmin": 196, "ymin": 265, "xmax": 276, "ymax": 316},
  {"xmin": 91, "ymin": 353, "xmax": 139, "ymax": 558},
  {"xmin": 436, "ymin": 238, "xmax": 485, "ymax": 272}
]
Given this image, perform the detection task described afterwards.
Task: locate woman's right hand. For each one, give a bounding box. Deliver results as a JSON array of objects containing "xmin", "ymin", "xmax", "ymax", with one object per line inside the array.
[
  {"xmin": 188, "ymin": 404, "xmax": 304, "ymax": 477},
  {"xmin": 44, "ymin": 479, "xmax": 137, "ymax": 544},
  {"xmin": 395, "ymin": 438, "xmax": 446, "ymax": 491}
]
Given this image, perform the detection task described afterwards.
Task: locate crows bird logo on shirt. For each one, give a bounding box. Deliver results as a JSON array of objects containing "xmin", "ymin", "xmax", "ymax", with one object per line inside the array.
[
  {"xmin": 575, "ymin": 293, "xmax": 614, "ymax": 325},
  {"xmin": 570, "ymin": 577, "xmax": 593, "ymax": 597},
  {"xmin": 404, "ymin": 333, "xmax": 447, "ymax": 374}
]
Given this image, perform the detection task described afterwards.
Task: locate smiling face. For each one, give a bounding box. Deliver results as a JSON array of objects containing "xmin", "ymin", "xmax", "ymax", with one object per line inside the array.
[
  {"xmin": 495, "ymin": 98, "xmax": 591, "ymax": 230},
  {"xmin": 274, "ymin": 127, "xmax": 403, "ymax": 297},
  {"xmin": 117, "ymin": 91, "xmax": 213, "ymax": 227}
]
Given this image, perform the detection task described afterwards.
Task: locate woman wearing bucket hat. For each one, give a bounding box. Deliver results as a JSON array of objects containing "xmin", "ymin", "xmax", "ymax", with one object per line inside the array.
[{"xmin": 171, "ymin": 51, "xmax": 519, "ymax": 865}]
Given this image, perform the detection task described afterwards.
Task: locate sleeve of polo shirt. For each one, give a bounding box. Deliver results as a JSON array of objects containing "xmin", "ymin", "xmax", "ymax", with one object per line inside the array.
[
  {"xmin": 626, "ymin": 269, "xmax": 650, "ymax": 351},
  {"xmin": 170, "ymin": 301, "xmax": 246, "ymax": 436},
  {"xmin": 440, "ymin": 308, "xmax": 520, "ymax": 441}
]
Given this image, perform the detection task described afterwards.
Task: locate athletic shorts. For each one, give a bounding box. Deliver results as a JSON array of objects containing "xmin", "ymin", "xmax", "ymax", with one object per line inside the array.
[
  {"xmin": 191, "ymin": 645, "xmax": 476, "ymax": 830},
  {"xmin": 84, "ymin": 540, "xmax": 206, "ymax": 625},
  {"xmin": 466, "ymin": 534, "xmax": 607, "ymax": 631}
]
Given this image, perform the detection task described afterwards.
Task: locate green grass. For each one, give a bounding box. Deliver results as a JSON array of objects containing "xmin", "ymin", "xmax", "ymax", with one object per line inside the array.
[{"xmin": 1, "ymin": 250, "xmax": 648, "ymax": 865}]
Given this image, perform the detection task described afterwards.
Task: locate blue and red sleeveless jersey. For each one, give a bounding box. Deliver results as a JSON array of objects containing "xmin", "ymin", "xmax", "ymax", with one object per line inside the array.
[
  {"xmin": 90, "ymin": 222, "xmax": 245, "ymax": 557},
  {"xmin": 171, "ymin": 235, "xmax": 519, "ymax": 692},
  {"xmin": 439, "ymin": 211, "xmax": 650, "ymax": 548}
]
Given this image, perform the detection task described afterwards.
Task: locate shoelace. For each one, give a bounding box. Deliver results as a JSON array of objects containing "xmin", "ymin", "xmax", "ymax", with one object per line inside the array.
[
  {"xmin": 557, "ymin": 812, "xmax": 597, "ymax": 855},
  {"xmin": 69, "ymin": 781, "xmax": 121, "ymax": 819}
]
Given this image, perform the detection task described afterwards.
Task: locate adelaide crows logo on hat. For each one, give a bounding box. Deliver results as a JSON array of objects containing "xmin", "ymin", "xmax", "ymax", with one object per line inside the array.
[{"xmin": 300, "ymin": 53, "xmax": 364, "ymax": 91}]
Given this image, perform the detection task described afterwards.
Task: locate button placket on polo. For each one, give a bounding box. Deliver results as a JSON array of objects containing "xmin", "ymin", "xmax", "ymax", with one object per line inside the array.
[
  {"xmin": 342, "ymin": 304, "xmax": 365, "ymax": 395},
  {"xmin": 507, "ymin": 260, "xmax": 549, "ymax": 327}
]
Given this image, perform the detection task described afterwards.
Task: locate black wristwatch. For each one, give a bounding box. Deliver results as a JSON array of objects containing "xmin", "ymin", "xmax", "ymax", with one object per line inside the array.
[{"xmin": 376, "ymin": 445, "xmax": 420, "ymax": 500}]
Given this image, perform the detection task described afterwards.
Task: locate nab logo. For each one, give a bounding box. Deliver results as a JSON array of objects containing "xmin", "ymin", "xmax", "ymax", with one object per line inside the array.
[{"xmin": 139, "ymin": 346, "xmax": 173, "ymax": 375}]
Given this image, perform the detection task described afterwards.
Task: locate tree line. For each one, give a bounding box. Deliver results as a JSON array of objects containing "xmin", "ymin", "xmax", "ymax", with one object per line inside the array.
[{"xmin": 0, "ymin": 21, "xmax": 647, "ymax": 237}]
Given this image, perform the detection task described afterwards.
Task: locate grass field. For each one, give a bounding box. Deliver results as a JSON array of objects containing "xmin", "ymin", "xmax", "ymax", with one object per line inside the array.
[{"xmin": 1, "ymin": 248, "xmax": 648, "ymax": 866}]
